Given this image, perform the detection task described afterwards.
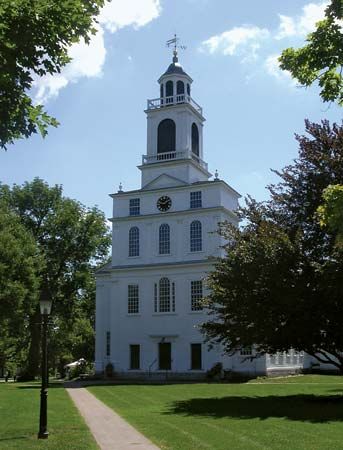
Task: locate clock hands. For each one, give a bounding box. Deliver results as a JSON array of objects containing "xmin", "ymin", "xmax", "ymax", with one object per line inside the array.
[{"xmin": 157, "ymin": 196, "xmax": 172, "ymax": 211}]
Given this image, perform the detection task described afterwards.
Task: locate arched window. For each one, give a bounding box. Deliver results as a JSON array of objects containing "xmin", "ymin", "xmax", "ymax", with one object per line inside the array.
[
  {"xmin": 129, "ymin": 226, "xmax": 139, "ymax": 257},
  {"xmin": 187, "ymin": 83, "xmax": 191, "ymax": 96},
  {"xmin": 177, "ymin": 80, "xmax": 184, "ymax": 95},
  {"xmin": 154, "ymin": 278, "xmax": 175, "ymax": 312},
  {"xmin": 166, "ymin": 80, "xmax": 173, "ymax": 97},
  {"xmin": 192, "ymin": 123, "xmax": 199, "ymax": 156},
  {"xmin": 157, "ymin": 119, "xmax": 176, "ymax": 154},
  {"xmin": 159, "ymin": 224, "xmax": 170, "ymax": 254},
  {"xmin": 190, "ymin": 220, "xmax": 202, "ymax": 252}
]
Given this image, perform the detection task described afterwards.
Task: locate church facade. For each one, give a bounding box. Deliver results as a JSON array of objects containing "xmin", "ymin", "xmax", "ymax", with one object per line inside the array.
[{"xmin": 95, "ymin": 50, "xmax": 306, "ymax": 378}]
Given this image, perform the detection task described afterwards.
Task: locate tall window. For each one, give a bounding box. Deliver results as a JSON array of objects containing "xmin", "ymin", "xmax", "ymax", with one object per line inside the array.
[
  {"xmin": 130, "ymin": 345, "xmax": 140, "ymax": 369},
  {"xmin": 129, "ymin": 198, "xmax": 140, "ymax": 216},
  {"xmin": 166, "ymin": 80, "xmax": 173, "ymax": 97},
  {"xmin": 177, "ymin": 80, "xmax": 184, "ymax": 95},
  {"xmin": 191, "ymin": 344, "xmax": 202, "ymax": 370},
  {"xmin": 129, "ymin": 227, "xmax": 139, "ymax": 257},
  {"xmin": 106, "ymin": 331, "xmax": 110, "ymax": 356},
  {"xmin": 159, "ymin": 277, "xmax": 170, "ymax": 312},
  {"xmin": 160, "ymin": 84, "xmax": 164, "ymax": 106},
  {"xmin": 154, "ymin": 283, "xmax": 158, "ymax": 313},
  {"xmin": 192, "ymin": 123, "xmax": 199, "ymax": 156},
  {"xmin": 128, "ymin": 285, "xmax": 139, "ymax": 314},
  {"xmin": 157, "ymin": 119, "xmax": 176, "ymax": 155},
  {"xmin": 191, "ymin": 280, "xmax": 203, "ymax": 311},
  {"xmin": 190, "ymin": 191, "xmax": 202, "ymax": 209},
  {"xmin": 190, "ymin": 221, "xmax": 202, "ymax": 252},
  {"xmin": 154, "ymin": 278, "xmax": 175, "ymax": 313},
  {"xmin": 159, "ymin": 224, "xmax": 170, "ymax": 254},
  {"xmin": 172, "ymin": 281, "xmax": 175, "ymax": 312},
  {"xmin": 187, "ymin": 83, "xmax": 191, "ymax": 96}
]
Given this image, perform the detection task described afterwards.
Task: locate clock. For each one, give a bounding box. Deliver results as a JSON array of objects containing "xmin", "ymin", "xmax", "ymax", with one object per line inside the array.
[{"xmin": 157, "ymin": 196, "xmax": 172, "ymax": 212}]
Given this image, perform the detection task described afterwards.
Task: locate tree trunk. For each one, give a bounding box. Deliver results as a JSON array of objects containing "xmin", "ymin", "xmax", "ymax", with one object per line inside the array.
[{"xmin": 25, "ymin": 308, "xmax": 41, "ymax": 379}]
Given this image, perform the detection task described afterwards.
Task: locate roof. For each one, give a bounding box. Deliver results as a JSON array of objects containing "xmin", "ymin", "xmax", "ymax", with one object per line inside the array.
[
  {"xmin": 159, "ymin": 51, "xmax": 192, "ymax": 81},
  {"xmin": 162, "ymin": 61, "xmax": 189, "ymax": 77},
  {"xmin": 110, "ymin": 179, "xmax": 241, "ymax": 198}
]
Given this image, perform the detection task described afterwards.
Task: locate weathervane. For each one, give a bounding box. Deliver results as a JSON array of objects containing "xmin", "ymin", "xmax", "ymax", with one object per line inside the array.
[{"xmin": 166, "ymin": 34, "xmax": 186, "ymax": 61}]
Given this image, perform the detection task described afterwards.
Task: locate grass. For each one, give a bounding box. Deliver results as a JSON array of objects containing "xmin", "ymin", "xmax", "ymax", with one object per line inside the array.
[
  {"xmin": 88, "ymin": 375, "xmax": 343, "ymax": 450},
  {"xmin": 0, "ymin": 381, "xmax": 98, "ymax": 450}
]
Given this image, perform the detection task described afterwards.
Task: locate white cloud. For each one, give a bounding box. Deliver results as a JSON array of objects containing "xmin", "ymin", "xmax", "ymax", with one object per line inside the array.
[
  {"xmin": 200, "ymin": 25, "xmax": 270, "ymax": 60},
  {"xmin": 200, "ymin": 1, "xmax": 329, "ymax": 62},
  {"xmin": 276, "ymin": 15, "xmax": 297, "ymax": 40},
  {"xmin": 99, "ymin": 0, "xmax": 161, "ymax": 32},
  {"xmin": 33, "ymin": 27, "xmax": 106, "ymax": 104},
  {"xmin": 264, "ymin": 54, "xmax": 295, "ymax": 85},
  {"xmin": 33, "ymin": 76, "xmax": 69, "ymax": 105},
  {"xmin": 275, "ymin": 1, "xmax": 328, "ymax": 39},
  {"xmin": 33, "ymin": 0, "xmax": 161, "ymax": 103},
  {"xmin": 199, "ymin": 1, "xmax": 330, "ymax": 89},
  {"xmin": 67, "ymin": 28, "xmax": 106, "ymax": 79}
]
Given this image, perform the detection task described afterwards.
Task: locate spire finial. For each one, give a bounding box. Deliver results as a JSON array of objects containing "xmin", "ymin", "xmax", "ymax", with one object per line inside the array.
[
  {"xmin": 173, "ymin": 48, "xmax": 178, "ymax": 64},
  {"xmin": 118, "ymin": 182, "xmax": 123, "ymax": 192},
  {"xmin": 214, "ymin": 170, "xmax": 219, "ymax": 180},
  {"xmin": 166, "ymin": 34, "xmax": 186, "ymax": 63}
]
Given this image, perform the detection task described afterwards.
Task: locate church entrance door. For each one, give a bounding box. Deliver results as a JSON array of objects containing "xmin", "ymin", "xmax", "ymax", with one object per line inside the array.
[{"xmin": 159, "ymin": 342, "xmax": 171, "ymax": 370}]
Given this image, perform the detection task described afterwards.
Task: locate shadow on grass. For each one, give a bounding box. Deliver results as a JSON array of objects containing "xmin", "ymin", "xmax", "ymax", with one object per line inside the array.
[
  {"xmin": 0, "ymin": 436, "xmax": 28, "ymax": 442},
  {"xmin": 166, "ymin": 394, "xmax": 343, "ymax": 423},
  {"xmin": 17, "ymin": 382, "xmax": 64, "ymax": 390},
  {"xmin": 64, "ymin": 380, "xmax": 236, "ymax": 388}
]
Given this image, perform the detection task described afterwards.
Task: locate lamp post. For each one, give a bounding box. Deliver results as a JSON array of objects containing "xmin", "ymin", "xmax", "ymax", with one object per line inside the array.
[{"xmin": 38, "ymin": 298, "xmax": 52, "ymax": 439}]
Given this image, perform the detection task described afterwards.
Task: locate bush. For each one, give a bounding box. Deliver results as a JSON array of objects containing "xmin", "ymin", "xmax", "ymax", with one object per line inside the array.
[
  {"xmin": 67, "ymin": 360, "xmax": 88, "ymax": 380},
  {"xmin": 105, "ymin": 363, "xmax": 114, "ymax": 378},
  {"xmin": 206, "ymin": 362, "xmax": 223, "ymax": 380}
]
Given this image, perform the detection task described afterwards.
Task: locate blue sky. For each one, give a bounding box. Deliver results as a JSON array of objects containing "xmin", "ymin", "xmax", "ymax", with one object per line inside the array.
[{"xmin": 1, "ymin": 0, "xmax": 341, "ymax": 218}]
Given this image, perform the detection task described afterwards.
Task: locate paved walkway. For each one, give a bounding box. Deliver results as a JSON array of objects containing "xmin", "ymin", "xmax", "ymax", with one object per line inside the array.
[{"xmin": 66, "ymin": 384, "xmax": 160, "ymax": 450}]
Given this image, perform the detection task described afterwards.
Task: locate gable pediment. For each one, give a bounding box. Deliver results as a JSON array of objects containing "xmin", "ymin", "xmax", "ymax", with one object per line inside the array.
[{"xmin": 142, "ymin": 173, "xmax": 188, "ymax": 190}]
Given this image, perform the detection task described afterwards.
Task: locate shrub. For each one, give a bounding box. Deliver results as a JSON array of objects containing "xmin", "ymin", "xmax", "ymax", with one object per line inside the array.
[{"xmin": 206, "ymin": 362, "xmax": 223, "ymax": 380}]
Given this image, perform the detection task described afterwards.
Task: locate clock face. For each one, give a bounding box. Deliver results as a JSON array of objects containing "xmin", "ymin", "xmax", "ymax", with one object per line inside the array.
[{"xmin": 157, "ymin": 196, "xmax": 172, "ymax": 212}]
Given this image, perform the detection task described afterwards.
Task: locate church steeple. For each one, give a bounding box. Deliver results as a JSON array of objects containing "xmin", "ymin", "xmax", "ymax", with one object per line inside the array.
[
  {"xmin": 157, "ymin": 49, "xmax": 193, "ymax": 103},
  {"xmin": 140, "ymin": 42, "xmax": 210, "ymax": 189}
]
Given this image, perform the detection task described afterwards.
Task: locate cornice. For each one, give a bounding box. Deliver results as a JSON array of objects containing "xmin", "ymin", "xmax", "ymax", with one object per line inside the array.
[
  {"xmin": 144, "ymin": 102, "xmax": 205, "ymax": 122},
  {"xmin": 96, "ymin": 258, "xmax": 217, "ymax": 274},
  {"xmin": 137, "ymin": 157, "xmax": 211, "ymax": 178},
  {"xmin": 108, "ymin": 205, "xmax": 238, "ymax": 223}
]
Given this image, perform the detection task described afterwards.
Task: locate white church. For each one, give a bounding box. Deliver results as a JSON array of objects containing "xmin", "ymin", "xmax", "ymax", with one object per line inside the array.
[{"xmin": 94, "ymin": 48, "xmax": 306, "ymax": 379}]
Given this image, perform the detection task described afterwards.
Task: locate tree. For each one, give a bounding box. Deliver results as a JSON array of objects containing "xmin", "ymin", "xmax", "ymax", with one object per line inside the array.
[
  {"xmin": 0, "ymin": 203, "xmax": 40, "ymax": 374},
  {"xmin": 279, "ymin": 0, "xmax": 343, "ymax": 105},
  {"xmin": 48, "ymin": 274, "xmax": 99, "ymax": 375},
  {"xmin": 202, "ymin": 120, "xmax": 343, "ymax": 372},
  {"xmin": 0, "ymin": 0, "xmax": 105, "ymax": 149},
  {"xmin": 317, "ymin": 184, "xmax": 343, "ymax": 248},
  {"xmin": 0, "ymin": 178, "xmax": 111, "ymax": 377}
]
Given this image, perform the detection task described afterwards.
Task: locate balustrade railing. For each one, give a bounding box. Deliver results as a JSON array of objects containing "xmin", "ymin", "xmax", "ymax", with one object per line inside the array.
[
  {"xmin": 142, "ymin": 150, "xmax": 208, "ymax": 171},
  {"xmin": 147, "ymin": 95, "xmax": 203, "ymax": 114},
  {"xmin": 268, "ymin": 350, "xmax": 304, "ymax": 367}
]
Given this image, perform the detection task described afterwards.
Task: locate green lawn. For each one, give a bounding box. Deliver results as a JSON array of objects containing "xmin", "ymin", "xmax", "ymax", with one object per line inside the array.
[
  {"xmin": 88, "ymin": 375, "xmax": 343, "ymax": 450},
  {"xmin": 0, "ymin": 381, "xmax": 98, "ymax": 450}
]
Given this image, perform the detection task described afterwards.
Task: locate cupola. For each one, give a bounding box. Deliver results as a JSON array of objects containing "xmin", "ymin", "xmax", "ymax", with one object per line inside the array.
[{"xmin": 158, "ymin": 49, "xmax": 193, "ymax": 102}]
